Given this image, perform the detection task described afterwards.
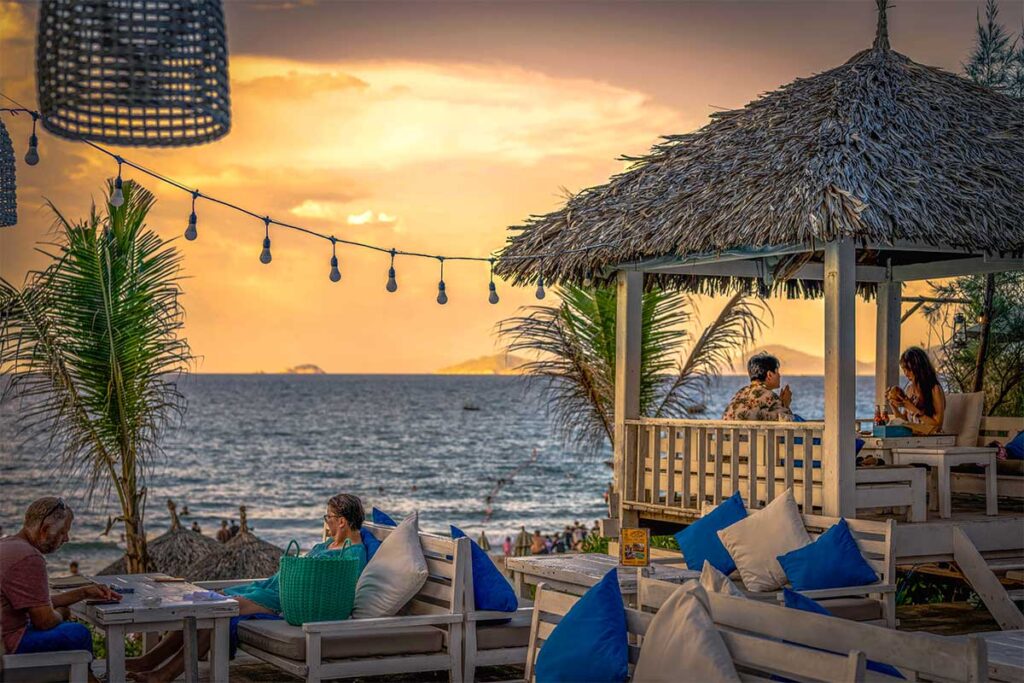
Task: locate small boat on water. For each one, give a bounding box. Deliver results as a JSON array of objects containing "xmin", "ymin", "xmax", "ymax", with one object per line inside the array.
[{"xmin": 463, "ymin": 403, "xmax": 481, "ymax": 411}]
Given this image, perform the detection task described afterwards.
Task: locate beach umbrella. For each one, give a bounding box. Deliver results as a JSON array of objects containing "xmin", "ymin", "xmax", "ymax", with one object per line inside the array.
[
  {"xmin": 514, "ymin": 527, "xmax": 531, "ymax": 557},
  {"xmin": 36, "ymin": 0, "xmax": 230, "ymax": 147},
  {"xmin": 185, "ymin": 505, "xmax": 283, "ymax": 582},
  {"xmin": 0, "ymin": 117, "xmax": 15, "ymax": 227},
  {"xmin": 98, "ymin": 499, "xmax": 219, "ymax": 577},
  {"xmin": 476, "ymin": 530, "xmax": 491, "ymax": 552}
]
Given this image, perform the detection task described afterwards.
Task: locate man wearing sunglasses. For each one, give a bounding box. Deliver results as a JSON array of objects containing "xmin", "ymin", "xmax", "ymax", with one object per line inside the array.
[{"xmin": 1, "ymin": 496, "xmax": 121, "ymax": 665}]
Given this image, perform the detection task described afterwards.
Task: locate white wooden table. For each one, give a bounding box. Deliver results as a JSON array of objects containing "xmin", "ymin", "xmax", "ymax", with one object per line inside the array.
[
  {"xmin": 957, "ymin": 630, "xmax": 1024, "ymax": 682},
  {"xmin": 858, "ymin": 433, "xmax": 956, "ymax": 463},
  {"xmin": 504, "ymin": 553, "xmax": 698, "ymax": 605},
  {"xmin": 891, "ymin": 447, "xmax": 998, "ymax": 518},
  {"xmin": 70, "ymin": 573, "xmax": 238, "ymax": 683}
]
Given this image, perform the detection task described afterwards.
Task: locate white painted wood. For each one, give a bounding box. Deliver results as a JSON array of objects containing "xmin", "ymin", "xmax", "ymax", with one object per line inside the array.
[
  {"xmin": 1, "ymin": 650, "xmax": 93, "ymax": 683},
  {"xmin": 952, "ymin": 527, "xmax": 1024, "ymax": 631},
  {"xmin": 182, "ymin": 616, "xmax": 199, "ymax": 683},
  {"xmin": 210, "ymin": 611, "xmax": 230, "ymax": 683},
  {"xmin": 966, "ymin": 630, "xmax": 1024, "ymax": 682},
  {"xmin": 824, "ymin": 239, "xmax": 857, "ymax": 518},
  {"xmin": 875, "ymin": 280, "xmax": 902, "ymax": 406},
  {"xmin": 107, "ymin": 624, "xmax": 126, "ymax": 683},
  {"xmin": 614, "ymin": 270, "xmax": 643, "ymax": 527},
  {"xmin": 652, "ymin": 260, "xmax": 887, "ymax": 283},
  {"xmin": 891, "ymin": 448, "xmax": 1000, "ymax": 519},
  {"xmin": 893, "ymin": 256, "xmax": 1024, "ymax": 281}
]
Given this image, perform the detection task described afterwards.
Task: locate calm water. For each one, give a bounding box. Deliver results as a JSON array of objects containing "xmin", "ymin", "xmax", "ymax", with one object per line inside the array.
[{"xmin": 0, "ymin": 374, "xmax": 877, "ymax": 574}]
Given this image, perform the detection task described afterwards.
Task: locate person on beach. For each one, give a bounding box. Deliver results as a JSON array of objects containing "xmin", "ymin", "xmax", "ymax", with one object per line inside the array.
[
  {"xmin": 229, "ymin": 519, "xmax": 240, "ymax": 538},
  {"xmin": 216, "ymin": 519, "xmax": 231, "ymax": 543},
  {"xmin": 190, "ymin": 521, "xmax": 202, "ymax": 534},
  {"xmin": 1, "ymin": 497, "xmax": 121, "ymax": 678},
  {"xmin": 530, "ymin": 529, "xmax": 546, "ymax": 555},
  {"xmin": 887, "ymin": 346, "xmax": 946, "ymax": 434},
  {"xmin": 127, "ymin": 494, "xmax": 369, "ymax": 683},
  {"xmin": 723, "ymin": 352, "xmax": 794, "ymax": 421},
  {"xmin": 68, "ymin": 561, "xmax": 79, "ymax": 576},
  {"xmin": 502, "ymin": 536, "xmax": 512, "ymax": 557}
]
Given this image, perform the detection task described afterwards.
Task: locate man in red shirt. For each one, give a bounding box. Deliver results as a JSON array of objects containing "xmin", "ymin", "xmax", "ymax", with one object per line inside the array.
[{"xmin": 1, "ymin": 497, "xmax": 120, "ymax": 665}]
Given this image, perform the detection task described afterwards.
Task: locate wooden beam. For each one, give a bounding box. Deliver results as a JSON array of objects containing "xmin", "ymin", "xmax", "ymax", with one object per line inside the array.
[
  {"xmin": 893, "ymin": 257, "xmax": 1023, "ymax": 281},
  {"xmin": 952, "ymin": 527, "xmax": 1024, "ymax": 630},
  {"xmin": 875, "ymin": 281, "xmax": 901, "ymax": 406},
  {"xmin": 614, "ymin": 270, "xmax": 643, "ymax": 528},
  {"xmin": 823, "ymin": 240, "xmax": 857, "ymax": 518},
  {"xmin": 650, "ymin": 261, "xmax": 887, "ymax": 283}
]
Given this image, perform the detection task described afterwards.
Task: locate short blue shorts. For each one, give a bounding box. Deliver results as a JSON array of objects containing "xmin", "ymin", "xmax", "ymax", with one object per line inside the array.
[{"xmin": 15, "ymin": 621, "xmax": 92, "ymax": 654}]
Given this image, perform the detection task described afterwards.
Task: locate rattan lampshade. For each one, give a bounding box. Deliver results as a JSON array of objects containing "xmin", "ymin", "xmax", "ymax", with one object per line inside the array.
[
  {"xmin": 0, "ymin": 118, "xmax": 16, "ymax": 227},
  {"xmin": 36, "ymin": 0, "xmax": 231, "ymax": 147}
]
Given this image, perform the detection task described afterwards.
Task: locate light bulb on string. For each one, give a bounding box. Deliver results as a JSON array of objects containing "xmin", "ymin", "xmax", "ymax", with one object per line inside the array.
[
  {"xmin": 535, "ymin": 274, "xmax": 546, "ymax": 300},
  {"xmin": 487, "ymin": 259, "xmax": 499, "ymax": 304},
  {"xmin": 329, "ymin": 239, "xmax": 341, "ymax": 282},
  {"xmin": 184, "ymin": 191, "xmax": 199, "ymax": 240},
  {"xmin": 436, "ymin": 257, "xmax": 448, "ymax": 305},
  {"xmin": 582, "ymin": 271, "xmax": 593, "ymax": 287},
  {"xmin": 24, "ymin": 113, "xmax": 39, "ymax": 166},
  {"xmin": 386, "ymin": 249, "xmax": 398, "ymax": 292},
  {"xmin": 259, "ymin": 217, "xmax": 272, "ymax": 264},
  {"xmin": 110, "ymin": 158, "xmax": 125, "ymax": 207}
]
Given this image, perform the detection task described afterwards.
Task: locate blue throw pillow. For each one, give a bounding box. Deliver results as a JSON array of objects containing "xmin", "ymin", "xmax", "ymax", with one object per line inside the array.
[
  {"xmin": 783, "ymin": 589, "xmax": 904, "ymax": 679},
  {"xmin": 776, "ymin": 518, "xmax": 878, "ymax": 591},
  {"xmin": 535, "ymin": 569, "xmax": 628, "ymax": 683},
  {"xmin": 450, "ymin": 525, "xmax": 518, "ymax": 613},
  {"xmin": 359, "ymin": 527, "xmax": 382, "ymax": 563},
  {"xmin": 1006, "ymin": 431, "xmax": 1024, "ymax": 460},
  {"xmin": 673, "ymin": 491, "xmax": 746, "ymax": 574},
  {"xmin": 371, "ymin": 507, "xmax": 397, "ymax": 526}
]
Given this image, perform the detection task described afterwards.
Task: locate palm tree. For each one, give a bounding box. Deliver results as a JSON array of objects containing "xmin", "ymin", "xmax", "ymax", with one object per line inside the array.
[
  {"xmin": 0, "ymin": 180, "xmax": 191, "ymax": 573},
  {"xmin": 500, "ymin": 285, "xmax": 766, "ymax": 453}
]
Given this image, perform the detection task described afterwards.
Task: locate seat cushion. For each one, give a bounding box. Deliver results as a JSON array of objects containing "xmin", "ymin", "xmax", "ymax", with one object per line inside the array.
[
  {"xmin": 237, "ymin": 619, "xmax": 443, "ymax": 661},
  {"xmin": 472, "ymin": 611, "xmax": 532, "ymax": 650},
  {"xmin": 942, "ymin": 392, "xmax": 984, "ymax": 447},
  {"xmin": 818, "ymin": 597, "xmax": 883, "ymax": 622}
]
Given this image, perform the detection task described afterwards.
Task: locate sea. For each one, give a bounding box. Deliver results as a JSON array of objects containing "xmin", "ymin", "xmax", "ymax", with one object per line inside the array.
[{"xmin": 0, "ymin": 374, "xmax": 878, "ymax": 575}]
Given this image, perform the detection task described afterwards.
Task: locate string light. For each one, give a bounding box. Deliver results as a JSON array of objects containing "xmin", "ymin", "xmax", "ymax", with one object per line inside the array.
[
  {"xmin": 185, "ymin": 190, "xmax": 199, "ymax": 241},
  {"xmin": 24, "ymin": 112, "xmax": 39, "ymax": 166},
  {"xmin": 259, "ymin": 217, "xmax": 272, "ymax": 264},
  {"xmin": 436, "ymin": 257, "xmax": 448, "ymax": 305},
  {"xmin": 329, "ymin": 238, "xmax": 341, "ymax": 282},
  {"xmin": 488, "ymin": 259, "xmax": 499, "ymax": 304},
  {"xmin": 386, "ymin": 249, "xmax": 398, "ymax": 292},
  {"xmin": 110, "ymin": 158, "xmax": 125, "ymax": 207},
  {"xmin": 535, "ymin": 274, "xmax": 546, "ymax": 300}
]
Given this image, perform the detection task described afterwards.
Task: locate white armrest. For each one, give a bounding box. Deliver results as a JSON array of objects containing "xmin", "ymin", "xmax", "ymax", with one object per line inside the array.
[
  {"xmin": 302, "ymin": 613, "xmax": 462, "ymax": 634},
  {"xmin": 194, "ymin": 579, "xmax": 264, "ymax": 590},
  {"xmin": 467, "ymin": 607, "xmax": 533, "ymax": 622},
  {"xmin": 3, "ymin": 651, "xmax": 92, "ymax": 669},
  {"xmin": 783, "ymin": 583, "xmax": 896, "ymax": 601}
]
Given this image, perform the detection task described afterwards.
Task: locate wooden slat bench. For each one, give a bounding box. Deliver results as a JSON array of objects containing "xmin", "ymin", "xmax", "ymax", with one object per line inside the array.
[{"xmin": 0, "ymin": 650, "xmax": 92, "ymax": 683}]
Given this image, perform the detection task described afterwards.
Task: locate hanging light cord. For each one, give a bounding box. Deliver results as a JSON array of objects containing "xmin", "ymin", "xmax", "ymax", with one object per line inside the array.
[{"xmin": 0, "ymin": 93, "xmax": 618, "ymax": 271}]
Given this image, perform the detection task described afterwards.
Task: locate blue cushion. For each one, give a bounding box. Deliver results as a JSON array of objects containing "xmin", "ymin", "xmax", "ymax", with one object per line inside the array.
[
  {"xmin": 451, "ymin": 525, "xmax": 518, "ymax": 612},
  {"xmin": 1006, "ymin": 431, "xmax": 1024, "ymax": 460},
  {"xmin": 777, "ymin": 519, "xmax": 878, "ymax": 591},
  {"xmin": 359, "ymin": 527, "xmax": 382, "ymax": 563},
  {"xmin": 783, "ymin": 590, "xmax": 904, "ymax": 679},
  {"xmin": 535, "ymin": 569, "xmax": 628, "ymax": 683},
  {"xmin": 371, "ymin": 507, "xmax": 397, "ymax": 526},
  {"xmin": 673, "ymin": 490, "xmax": 746, "ymax": 574}
]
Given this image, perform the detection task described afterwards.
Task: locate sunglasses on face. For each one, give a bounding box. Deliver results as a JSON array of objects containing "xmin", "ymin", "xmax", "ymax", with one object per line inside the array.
[{"xmin": 42, "ymin": 498, "xmax": 67, "ymax": 523}]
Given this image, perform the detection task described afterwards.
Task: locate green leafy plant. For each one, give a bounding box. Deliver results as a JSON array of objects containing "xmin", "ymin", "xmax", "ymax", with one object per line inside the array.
[
  {"xmin": 0, "ymin": 180, "xmax": 192, "ymax": 572},
  {"xmin": 580, "ymin": 533, "xmax": 610, "ymax": 555},
  {"xmin": 651, "ymin": 535, "xmax": 679, "ymax": 551}
]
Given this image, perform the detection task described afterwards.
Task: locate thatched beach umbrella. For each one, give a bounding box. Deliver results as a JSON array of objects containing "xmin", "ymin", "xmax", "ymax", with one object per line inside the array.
[
  {"xmin": 513, "ymin": 527, "xmax": 531, "ymax": 557},
  {"xmin": 185, "ymin": 505, "xmax": 283, "ymax": 581},
  {"xmin": 496, "ymin": 0, "xmax": 1023, "ymax": 292},
  {"xmin": 99, "ymin": 499, "xmax": 219, "ymax": 577}
]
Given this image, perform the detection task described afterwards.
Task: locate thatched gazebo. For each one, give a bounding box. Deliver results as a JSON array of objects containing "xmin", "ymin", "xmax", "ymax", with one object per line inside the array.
[
  {"xmin": 98, "ymin": 499, "xmax": 219, "ymax": 577},
  {"xmin": 497, "ymin": 0, "xmax": 1023, "ymax": 525},
  {"xmin": 185, "ymin": 505, "xmax": 283, "ymax": 581}
]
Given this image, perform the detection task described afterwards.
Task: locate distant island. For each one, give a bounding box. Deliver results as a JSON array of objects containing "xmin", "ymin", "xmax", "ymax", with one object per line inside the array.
[
  {"xmin": 437, "ymin": 353, "xmax": 530, "ymax": 375},
  {"xmin": 733, "ymin": 345, "xmax": 874, "ymax": 375},
  {"xmin": 284, "ymin": 364, "xmax": 326, "ymax": 374}
]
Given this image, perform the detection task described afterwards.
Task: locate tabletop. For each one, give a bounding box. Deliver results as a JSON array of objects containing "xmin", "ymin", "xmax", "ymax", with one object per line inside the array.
[
  {"xmin": 958, "ymin": 630, "xmax": 1024, "ymax": 682},
  {"xmin": 505, "ymin": 553, "xmax": 698, "ymax": 592},
  {"xmin": 71, "ymin": 573, "xmax": 238, "ymax": 626}
]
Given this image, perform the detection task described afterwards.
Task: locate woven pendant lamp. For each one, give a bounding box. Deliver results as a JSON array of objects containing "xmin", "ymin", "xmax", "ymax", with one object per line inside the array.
[
  {"xmin": 36, "ymin": 0, "xmax": 231, "ymax": 147},
  {"xmin": 0, "ymin": 118, "xmax": 16, "ymax": 227}
]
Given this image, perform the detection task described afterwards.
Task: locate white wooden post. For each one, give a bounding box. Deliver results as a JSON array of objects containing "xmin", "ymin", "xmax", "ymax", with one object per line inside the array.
[
  {"xmin": 615, "ymin": 270, "xmax": 643, "ymax": 528},
  {"xmin": 823, "ymin": 240, "xmax": 857, "ymax": 517},
  {"xmin": 875, "ymin": 280, "xmax": 902, "ymax": 407}
]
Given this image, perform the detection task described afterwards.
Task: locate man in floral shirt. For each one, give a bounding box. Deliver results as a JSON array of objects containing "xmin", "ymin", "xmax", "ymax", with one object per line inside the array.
[{"xmin": 723, "ymin": 352, "xmax": 794, "ymax": 421}]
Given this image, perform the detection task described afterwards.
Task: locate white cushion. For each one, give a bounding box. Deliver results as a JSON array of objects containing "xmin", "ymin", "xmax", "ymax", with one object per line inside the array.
[
  {"xmin": 633, "ymin": 582, "xmax": 740, "ymax": 683},
  {"xmin": 716, "ymin": 489, "xmax": 811, "ymax": 592},
  {"xmin": 699, "ymin": 560, "xmax": 745, "ymax": 598},
  {"xmin": 942, "ymin": 392, "xmax": 984, "ymax": 447},
  {"xmin": 352, "ymin": 512, "xmax": 428, "ymax": 618}
]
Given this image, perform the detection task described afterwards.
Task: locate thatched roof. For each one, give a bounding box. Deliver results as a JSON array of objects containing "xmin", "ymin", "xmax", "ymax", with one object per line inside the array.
[
  {"xmin": 497, "ymin": 1, "xmax": 1024, "ymax": 295},
  {"xmin": 185, "ymin": 505, "xmax": 283, "ymax": 582},
  {"xmin": 99, "ymin": 499, "xmax": 219, "ymax": 577}
]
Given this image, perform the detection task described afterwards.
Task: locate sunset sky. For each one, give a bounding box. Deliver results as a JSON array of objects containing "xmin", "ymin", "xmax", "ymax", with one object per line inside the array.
[{"xmin": 1, "ymin": 0, "xmax": 1019, "ymax": 373}]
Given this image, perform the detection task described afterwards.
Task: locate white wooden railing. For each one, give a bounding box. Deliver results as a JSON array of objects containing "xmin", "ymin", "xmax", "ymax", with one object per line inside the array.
[{"xmin": 621, "ymin": 418, "xmax": 827, "ymax": 518}]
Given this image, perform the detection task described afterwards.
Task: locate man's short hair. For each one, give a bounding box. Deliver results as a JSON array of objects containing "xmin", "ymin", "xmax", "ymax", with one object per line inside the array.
[
  {"xmin": 747, "ymin": 352, "xmax": 781, "ymax": 382},
  {"xmin": 327, "ymin": 493, "xmax": 365, "ymax": 530},
  {"xmin": 24, "ymin": 496, "xmax": 73, "ymax": 528}
]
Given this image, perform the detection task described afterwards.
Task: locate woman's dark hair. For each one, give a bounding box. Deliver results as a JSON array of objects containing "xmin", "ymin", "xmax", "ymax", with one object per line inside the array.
[
  {"xmin": 327, "ymin": 493, "xmax": 365, "ymax": 530},
  {"xmin": 899, "ymin": 346, "xmax": 940, "ymax": 417},
  {"xmin": 747, "ymin": 352, "xmax": 780, "ymax": 382}
]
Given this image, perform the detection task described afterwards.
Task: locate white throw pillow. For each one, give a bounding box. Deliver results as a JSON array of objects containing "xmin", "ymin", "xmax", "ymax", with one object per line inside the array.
[
  {"xmin": 352, "ymin": 512, "xmax": 428, "ymax": 618},
  {"xmin": 699, "ymin": 560, "xmax": 746, "ymax": 598},
  {"xmin": 633, "ymin": 582, "xmax": 740, "ymax": 683},
  {"xmin": 716, "ymin": 489, "xmax": 811, "ymax": 592}
]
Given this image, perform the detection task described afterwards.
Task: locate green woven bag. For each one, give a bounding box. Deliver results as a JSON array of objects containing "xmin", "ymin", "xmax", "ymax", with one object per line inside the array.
[{"xmin": 279, "ymin": 540, "xmax": 361, "ymax": 626}]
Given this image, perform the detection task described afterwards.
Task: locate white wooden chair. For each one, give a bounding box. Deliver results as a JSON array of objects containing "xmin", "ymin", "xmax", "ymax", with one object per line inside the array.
[
  {"xmin": 234, "ymin": 524, "xmax": 469, "ymax": 683},
  {"xmin": 0, "ymin": 650, "xmax": 92, "ymax": 683},
  {"xmin": 951, "ymin": 415, "xmax": 1024, "ymax": 500},
  {"xmin": 461, "ymin": 556, "xmax": 533, "ymax": 682}
]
